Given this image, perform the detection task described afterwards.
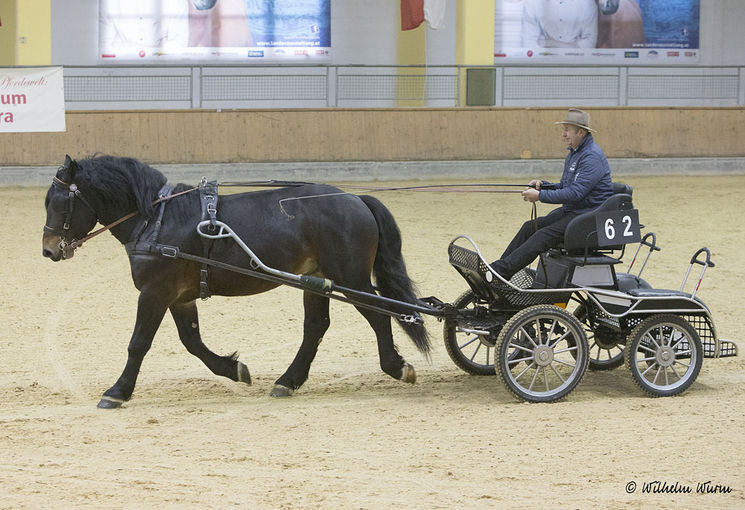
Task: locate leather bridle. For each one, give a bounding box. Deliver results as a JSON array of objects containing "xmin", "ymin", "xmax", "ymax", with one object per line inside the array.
[
  {"xmin": 44, "ymin": 176, "xmax": 198, "ymax": 256},
  {"xmin": 43, "ymin": 176, "xmax": 98, "ymax": 254}
]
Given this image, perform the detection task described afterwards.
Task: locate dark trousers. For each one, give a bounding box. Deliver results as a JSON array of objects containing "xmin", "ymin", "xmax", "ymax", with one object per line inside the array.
[{"xmin": 491, "ymin": 207, "xmax": 577, "ymax": 279}]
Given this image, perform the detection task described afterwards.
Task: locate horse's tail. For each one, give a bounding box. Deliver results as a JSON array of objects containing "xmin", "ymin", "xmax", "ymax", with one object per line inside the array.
[{"xmin": 358, "ymin": 195, "xmax": 431, "ymax": 356}]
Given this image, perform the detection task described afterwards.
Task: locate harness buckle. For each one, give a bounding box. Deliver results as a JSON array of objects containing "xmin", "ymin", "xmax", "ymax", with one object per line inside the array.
[{"xmin": 160, "ymin": 245, "xmax": 179, "ymax": 258}]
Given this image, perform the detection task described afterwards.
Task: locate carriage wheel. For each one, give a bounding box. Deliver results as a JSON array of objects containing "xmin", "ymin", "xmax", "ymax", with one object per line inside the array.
[
  {"xmin": 495, "ymin": 305, "xmax": 589, "ymax": 403},
  {"xmin": 573, "ymin": 304, "xmax": 625, "ymax": 371},
  {"xmin": 443, "ymin": 290, "xmax": 498, "ymax": 375},
  {"xmin": 625, "ymin": 314, "xmax": 703, "ymax": 397}
]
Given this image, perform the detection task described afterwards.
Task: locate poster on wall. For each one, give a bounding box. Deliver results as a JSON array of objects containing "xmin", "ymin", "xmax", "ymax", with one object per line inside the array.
[
  {"xmin": 495, "ymin": 0, "xmax": 700, "ymax": 63},
  {"xmin": 0, "ymin": 67, "xmax": 65, "ymax": 133},
  {"xmin": 99, "ymin": 0, "xmax": 331, "ymax": 62}
]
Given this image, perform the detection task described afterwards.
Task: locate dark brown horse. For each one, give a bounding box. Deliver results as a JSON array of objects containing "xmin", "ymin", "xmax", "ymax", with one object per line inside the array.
[{"xmin": 42, "ymin": 155, "xmax": 430, "ymax": 408}]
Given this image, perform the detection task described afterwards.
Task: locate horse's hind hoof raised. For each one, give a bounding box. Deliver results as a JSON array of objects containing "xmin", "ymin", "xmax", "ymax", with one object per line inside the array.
[
  {"xmin": 270, "ymin": 384, "xmax": 294, "ymax": 398},
  {"xmin": 97, "ymin": 396, "xmax": 124, "ymax": 409},
  {"xmin": 401, "ymin": 363, "xmax": 417, "ymax": 384},
  {"xmin": 237, "ymin": 362, "xmax": 251, "ymax": 385}
]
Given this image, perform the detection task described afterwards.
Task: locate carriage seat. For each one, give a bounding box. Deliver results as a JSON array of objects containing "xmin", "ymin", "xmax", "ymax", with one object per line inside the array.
[{"xmin": 561, "ymin": 182, "xmax": 635, "ymax": 255}]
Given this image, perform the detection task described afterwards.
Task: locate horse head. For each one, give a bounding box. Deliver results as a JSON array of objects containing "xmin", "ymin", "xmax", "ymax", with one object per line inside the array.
[{"xmin": 42, "ymin": 155, "xmax": 99, "ymax": 261}]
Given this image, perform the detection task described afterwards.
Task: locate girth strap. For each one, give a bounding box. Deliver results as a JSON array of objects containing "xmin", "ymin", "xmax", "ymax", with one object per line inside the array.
[{"xmin": 198, "ymin": 178, "xmax": 219, "ymax": 300}]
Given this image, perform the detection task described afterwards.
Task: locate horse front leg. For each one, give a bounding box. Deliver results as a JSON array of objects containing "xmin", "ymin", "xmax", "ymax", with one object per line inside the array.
[
  {"xmin": 169, "ymin": 300, "xmax": 251, "ymax": 385},
  {"xmin": 97, "ymin": 291, "xmax": 169, "ymax": 409}
]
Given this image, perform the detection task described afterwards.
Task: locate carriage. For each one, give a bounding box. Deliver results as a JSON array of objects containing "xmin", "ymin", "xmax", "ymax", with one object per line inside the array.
[
  {"xmin": 439, "ymin": 185, "xmax": 737, "ymax": 402},
  {"xmin": 42, "ymin": 155, "xmax": 737, "ymax": 406}
]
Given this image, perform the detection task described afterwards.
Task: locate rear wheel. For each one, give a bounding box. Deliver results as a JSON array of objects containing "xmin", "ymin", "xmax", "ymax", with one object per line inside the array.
[
  {"xmin": 574, "ymin": 304, "xmax": 625, "ymax": 371},
  {"xmin": 443, "ymin": 290, "xmax": 498, "ymax": 375},
  {"xmin": 625, "ymin": 314, "xmax": 703, "ymax": 397},
  {"xmin": 495, "ymin": 305, "xmax": 589, "ymax": 402}
]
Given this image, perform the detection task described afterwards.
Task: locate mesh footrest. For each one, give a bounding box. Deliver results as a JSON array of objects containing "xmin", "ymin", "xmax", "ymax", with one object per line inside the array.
[{"xmin": 448, "ymin": 243, "xmax": 570, "ymax": 306}]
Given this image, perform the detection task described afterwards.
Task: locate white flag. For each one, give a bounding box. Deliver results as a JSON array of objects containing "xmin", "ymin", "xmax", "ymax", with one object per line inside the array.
[{"xmin": 424, "ymin": 0, "xmax": 446, "ymax": 29}]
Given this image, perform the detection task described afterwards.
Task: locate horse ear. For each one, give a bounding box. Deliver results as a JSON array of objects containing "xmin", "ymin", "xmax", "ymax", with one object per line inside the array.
[{"xmin": 58, "ymin": 155, "xmax": 78, "ymax": 182}]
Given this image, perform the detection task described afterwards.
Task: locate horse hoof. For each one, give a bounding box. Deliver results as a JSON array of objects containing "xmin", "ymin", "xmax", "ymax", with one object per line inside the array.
[
  {"xmin": 269, "ymin": 384, "xmax": 294, "ymax": 398},
  {"xmin": 97, "ymin": 396, "xmax": 124, "ymax": 409},
  {"xmin": 401, "ymin": 363, "xmax": 417, "ymax": 384},
  {"xmin": 237, "ymin": 362, "xmax": 251, "ymax": 385}
]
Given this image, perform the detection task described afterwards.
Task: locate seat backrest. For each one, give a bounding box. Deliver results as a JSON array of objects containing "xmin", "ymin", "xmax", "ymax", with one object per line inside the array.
[{"xmin": 563, "ymin": 193, "xmax": 635, "ymax": 252}]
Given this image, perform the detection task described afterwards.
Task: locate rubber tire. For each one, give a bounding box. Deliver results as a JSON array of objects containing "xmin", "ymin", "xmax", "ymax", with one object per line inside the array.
[
  {"xmin": 495, "ymin": 305, "xmax": 589, "ymax": 403},
  {"xmin": 625, "ymin": 314, "xmax": 703, "ymax": 397},
  {"xmin": 443, "ymin": 290, "xmax": 497, "ymax": 376}
]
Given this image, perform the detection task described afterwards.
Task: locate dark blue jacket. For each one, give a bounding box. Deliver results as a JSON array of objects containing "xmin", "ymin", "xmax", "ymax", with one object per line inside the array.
[{"xmin": 539, "ymin": 133, "xmax": 613, "ymax": 214}]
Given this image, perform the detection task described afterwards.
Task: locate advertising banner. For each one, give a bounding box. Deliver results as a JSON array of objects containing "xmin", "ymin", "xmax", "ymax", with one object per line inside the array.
[
  {"xmin": 0, "ymin": 67, "xmax": 65, "ymax": 133},
  {"xmin": 99, "ymin": 0, "xmax": 331, "ymax": 62},
  {"xmin": 495, "ymin": 0, "xmax": 700, "ymax": 64}
]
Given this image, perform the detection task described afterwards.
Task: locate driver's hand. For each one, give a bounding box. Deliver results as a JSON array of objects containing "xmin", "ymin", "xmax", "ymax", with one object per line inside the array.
[
  {"xmin": 522, "ymin": 188, "xmax": 540, "ymax": 203},
  {"xmin": 528, "ymin": 179, "xmax": 542, "ymax": 190}
]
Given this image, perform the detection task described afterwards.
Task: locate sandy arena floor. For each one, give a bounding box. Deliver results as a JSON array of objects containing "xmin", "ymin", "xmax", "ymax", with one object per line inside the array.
[{"xmin": 2, "ymin": 174, "xmax": 744, "ymax": 509}]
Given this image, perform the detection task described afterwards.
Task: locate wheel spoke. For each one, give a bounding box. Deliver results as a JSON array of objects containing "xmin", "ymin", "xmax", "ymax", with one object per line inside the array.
[
  {"xmin": 550, "ymin": 363, "xmax": 566, "ymax": 383},
  {"xmin": 546, "ymin": 319, "xmax": 558, "ymax": 345},
  {"xmin": 649, "ymin": 330, "xmax": 662, "ymax": 349},
  {"xmin": 674, "ymin": 359, "xmax": 691, "ymax": 368},
  {"xmin": 641, "ymin": 361, "xmax": 658, "ymax": 377},
  {"xmin": 670, "ymin": 330, "xmax": 687, "ymax": 349},
  {"xmin": 520, "ymin": 327, "xmax": 539, "ymax": 348},
  {"xmin": 553, "ymin": 358, "xmax": 576, "ymax": 369},
  {"xmin": 543, "ymin": 367, "xmax": 550, "ymax": 392},
  {"xmin": 554, "ymin": 345, "xmax": 578, "ymax": 354},
  {"xmin": 458, "ymin": 336, "xmax": 479, "ymax": 349},
  {"xmin": 638, "ymin": 344, "xmax": 657, "ymax": 355},
  {"xmin": 669, "ymin": 363, "xmax": 682, "ymax": 380},
  {"xmin": 637, "ymin": 355, "xmax": 656, "ymax": 362},
  {"xmin": 469, "ymin": 342, "xmax": 482, "ymax": 362},
  {"xmin": 528, "ymin": 363, "xmax": 540, "ymax": 391},
  {"xmin": 534, "ymin": 320, "xmax": 542, "ymax": 345},
  {"xmin": 547, "ymin": 329, "xmax": 571, "ymax": 349},
  {"xmin": 652, "ymin": 365, "xmax": 662, "ymax": 385},
  {"xmin": 509, "ymin": 355, "xmax": 535, "ymax": 364},
  {"xmin": 510, "ymin": 342, "xmax": 534, "ymax": 354},
  {"xmin": 675, "ymin": 349, "xmax": 692, "ymax": 356},
  {"xmin": 514, "ymin": 361, "xmax": 536, "ymax": 381}
]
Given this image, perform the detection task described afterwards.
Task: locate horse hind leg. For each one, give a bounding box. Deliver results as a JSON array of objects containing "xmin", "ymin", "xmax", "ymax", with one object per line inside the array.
[
  {"xmin": 271, "ymin": 292, "xmax": 331, "ymax": 397},
  {"xmin": 170, "ymin": 301, "xmax": 251, "ymax": 385},
  {"xmin": 352, "ymin": 289, "xmax": 416, "ymax": 384}
]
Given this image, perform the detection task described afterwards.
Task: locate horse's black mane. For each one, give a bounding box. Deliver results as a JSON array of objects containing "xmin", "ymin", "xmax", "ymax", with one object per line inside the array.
[{"xmin": 73, "ymin": 155, "xmax": 168, "ymax": 220}]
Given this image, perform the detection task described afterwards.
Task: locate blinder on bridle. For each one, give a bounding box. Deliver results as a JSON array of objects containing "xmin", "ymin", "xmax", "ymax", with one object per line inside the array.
[{"xmin": 43, "ymin": 176, "xmax": 97, "ymax": 254}]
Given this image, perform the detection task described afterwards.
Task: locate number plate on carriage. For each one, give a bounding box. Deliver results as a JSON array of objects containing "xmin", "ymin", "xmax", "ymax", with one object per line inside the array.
[{"xmin": 595, "ymin": 209, "xmax": 641, "ymax": 246}]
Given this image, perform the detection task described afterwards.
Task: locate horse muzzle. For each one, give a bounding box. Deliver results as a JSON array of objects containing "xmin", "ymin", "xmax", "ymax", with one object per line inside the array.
[{"xmin": 42, "ymin": 233, "xmax": 76, "ymax": 261}]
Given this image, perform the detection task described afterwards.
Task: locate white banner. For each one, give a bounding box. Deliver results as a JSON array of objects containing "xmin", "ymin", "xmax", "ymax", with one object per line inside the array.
[{"xmin": 0, "ymin": 67, "xmax": 66, "ymax": 133}]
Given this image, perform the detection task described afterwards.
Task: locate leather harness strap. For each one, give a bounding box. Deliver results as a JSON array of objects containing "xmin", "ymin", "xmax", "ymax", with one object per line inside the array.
[{"xmin": 198, "ymin": 178, "xmax": 219, "ymax": 300}]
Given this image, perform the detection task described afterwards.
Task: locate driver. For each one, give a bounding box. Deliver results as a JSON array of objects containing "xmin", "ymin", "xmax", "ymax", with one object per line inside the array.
[{"xmin": 490, "ymin": 108, "xmax": 614, "ymax": 281}]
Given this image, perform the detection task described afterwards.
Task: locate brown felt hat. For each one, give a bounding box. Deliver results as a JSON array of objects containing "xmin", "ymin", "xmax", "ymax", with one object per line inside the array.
[{"xmin": 555, "ymin": 108, "xmax": 596, "ymax": 132}]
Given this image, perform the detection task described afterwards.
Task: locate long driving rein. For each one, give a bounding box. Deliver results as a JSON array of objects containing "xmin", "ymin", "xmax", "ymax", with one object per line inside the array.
[{"xmin": 44, "ymin": 176, "xmax": 198, "ymax": 253}]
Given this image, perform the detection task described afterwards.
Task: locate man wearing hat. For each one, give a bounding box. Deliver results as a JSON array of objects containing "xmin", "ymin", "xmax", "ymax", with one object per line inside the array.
[{"xmin": 490, "ymin": 108, "xmax": 614, "ymax": 281}]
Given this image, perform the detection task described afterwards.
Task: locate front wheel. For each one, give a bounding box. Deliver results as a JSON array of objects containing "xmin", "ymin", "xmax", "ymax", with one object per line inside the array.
[
  {"xmin": 625, "ymin": 315, "xmax": 703, "ymax": 397},
  {"xmin": 495, "ymin": 305, "xmax": 589, "ymax": 403}
]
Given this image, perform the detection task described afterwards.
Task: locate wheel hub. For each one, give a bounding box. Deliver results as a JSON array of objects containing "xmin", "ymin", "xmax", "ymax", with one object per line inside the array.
[
  {"xmin": 534, "ymin": 345, "xmax": 554, "ymax": 367},
  {"xmin": 657, "ymin": 346, "xmax": 676, "ymax": 367}
]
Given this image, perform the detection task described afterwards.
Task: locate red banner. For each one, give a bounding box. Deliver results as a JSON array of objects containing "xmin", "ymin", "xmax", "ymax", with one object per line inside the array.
[{"xmin": 401, "ymin": 0, "xmax": 424, "ymax": 30}]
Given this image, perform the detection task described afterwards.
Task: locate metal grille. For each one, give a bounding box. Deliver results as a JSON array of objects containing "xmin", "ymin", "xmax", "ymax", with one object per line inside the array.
[
  {"xmin": 202, "ymin": 75, "xmax": 326, "ymax": 100},
  {"xmin": 338, "ymin": 73, "xmax": 455, "ymax": 101},
  {"xmin": 65, "ymin": 76, "xmax": 191, "ymax": 102},
  {"xmin": 628, "ymin": 75, "xmax": 739, "ymax": 99},
  {"xmin": 448, "ymin": 243, "xmax": 569, "ymax": 307},
  {"xmin": 504, "ymin": 75, "xmax": 618, "ymax": 99}
]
